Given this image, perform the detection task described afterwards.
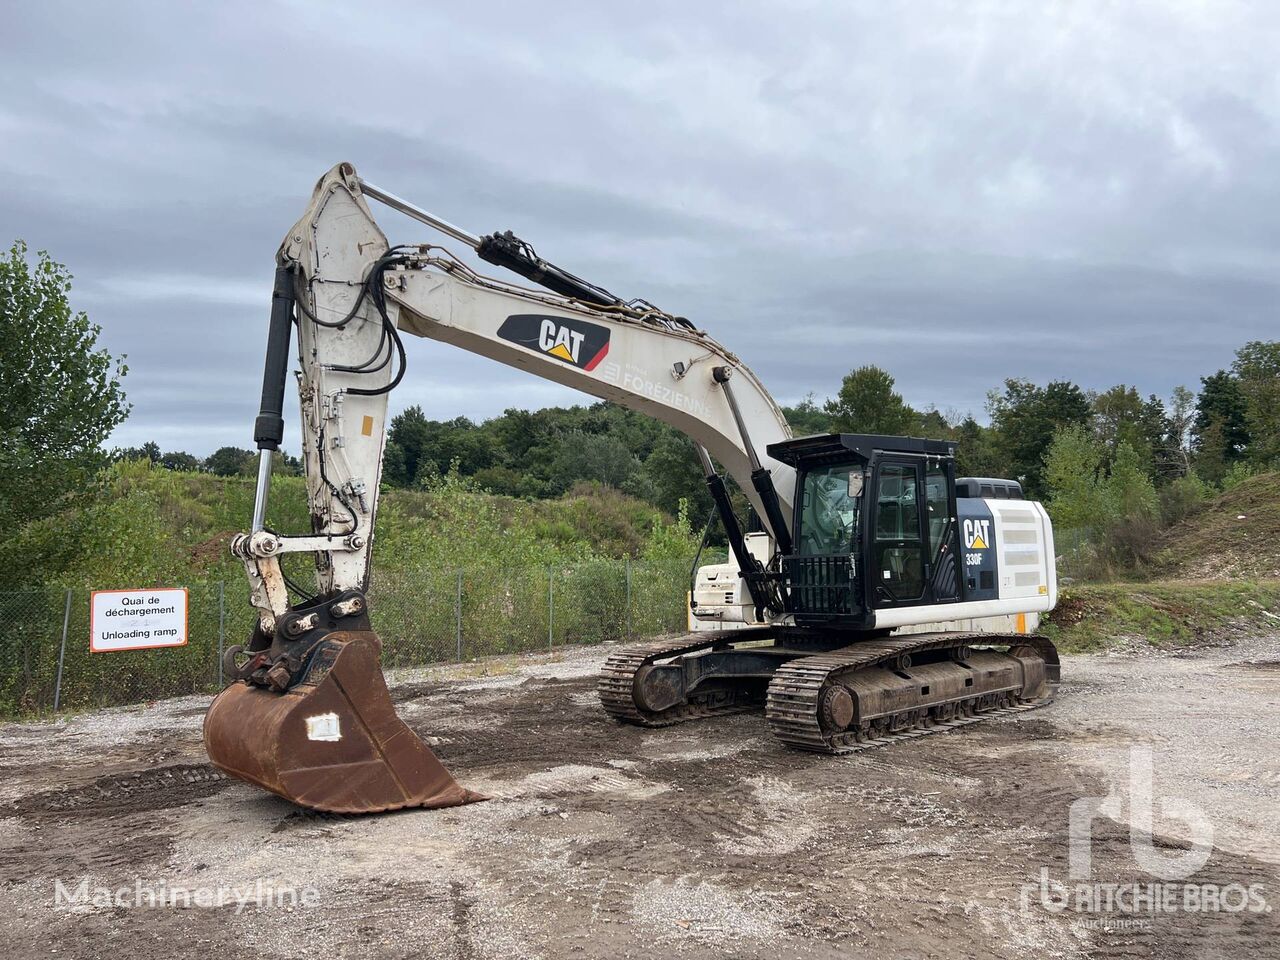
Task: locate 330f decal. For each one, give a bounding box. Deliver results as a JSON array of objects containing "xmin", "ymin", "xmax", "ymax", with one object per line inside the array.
[{"xmin": 497, "ymin": 314, "xmax": 611, "ymax": 371}]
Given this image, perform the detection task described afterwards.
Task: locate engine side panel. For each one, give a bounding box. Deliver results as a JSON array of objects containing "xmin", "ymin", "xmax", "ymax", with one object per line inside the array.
[{"xmin": 957, "ymin": 497, "xmax": 998, "ymax": 601}]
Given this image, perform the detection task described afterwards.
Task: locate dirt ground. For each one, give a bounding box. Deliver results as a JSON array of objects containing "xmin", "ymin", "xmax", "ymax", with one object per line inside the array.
[{"xmin": 2, "ymin": 627, "xmax": 1278, "ymax": 960}]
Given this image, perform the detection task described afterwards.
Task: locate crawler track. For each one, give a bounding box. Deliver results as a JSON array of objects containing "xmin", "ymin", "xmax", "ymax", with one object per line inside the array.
[
  {"xmin": 600, "ymin": 631, "xmax": 1059, "ymax": 753},
  {"xmin": 765, "ymin": 633, "xmax": 1058, "ymax": 754},
  {"xmin": 598, "ymin": 634, "xmax": 768, "ymax": 726}
]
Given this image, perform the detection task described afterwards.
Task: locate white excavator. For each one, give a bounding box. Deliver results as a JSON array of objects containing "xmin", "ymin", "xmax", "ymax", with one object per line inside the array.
[{"xmin": 204, "ymin": 163, "xmax": 1060, "ymax": 814}]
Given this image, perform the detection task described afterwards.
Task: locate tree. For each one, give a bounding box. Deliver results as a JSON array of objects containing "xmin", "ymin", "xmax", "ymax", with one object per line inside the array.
[
  {"xmin": 205, "ymin": 446, "xmax": 254, "ymax": 476},
  {"xmin": 1163, "ymin": 385, "xmax": 1196, "ymax": 479},
  {"xmin": 781, "ymin": 395, "xmax": 830, "ymax": 436},
  {"xmin": 823, "ymin": 365, "xmax": 918, "ymax": 435},
  {"xmin": 1090, "ymin": 385, "xmax": 1167, "ymax": 477},
  {"xmin": 1193, "ymin": 370, "xmax": 1250, "ymax": 483},
  {"xmin": 546, "ymin": 431, "xmax": 641, "ymax": 493},
  {"xmin": 117, "ymin": 441, "xmax": 161, "ymax": 463},
  {"xmin": 953, "ymin": 416, "xmax": 1006, "ymax": 479},
  {"xmin": 988, "ymin": 379, "xmax": 1091, "ymax": 496},
  {"xmin": 1231, "ymin": 340, "xmax": 1280, "ymax": 466},
  {"xmin": 381, "ymin": 439, "xmax": 409, "ymax": 488},
  {"xmin": 384, "ymin": 406, "xmax": 494, "ymax": 487},
  {"xmin": 1105, "ymin": 441, "xmax": 1158, "ymax": 521},
  {"xmin": 1042, "ymin": 424, "xmax": 1108, "ymax": 531},
  {"xmin": 159, "ymin": 450, "xmax": 201, "ymax": 472},
  {"xmin": 916, "ymin": 408, "xmax": 952, "ymax": 439},
  {"xmin": 0, "ymin": 241, "xmax": 129, "ymax": 527},
  {"xmin": 638, "ymin": 432, "xmax": 713, "ymax": 521},
  {"xmin": 1044, "ymin": 427, "xmax": 1158, "ymax": 571}
]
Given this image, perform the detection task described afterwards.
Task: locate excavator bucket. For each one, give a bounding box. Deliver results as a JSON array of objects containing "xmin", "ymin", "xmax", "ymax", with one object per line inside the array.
[{"xmin": 204, "ymin": 631, "xmax": 484, "ymax": 814}]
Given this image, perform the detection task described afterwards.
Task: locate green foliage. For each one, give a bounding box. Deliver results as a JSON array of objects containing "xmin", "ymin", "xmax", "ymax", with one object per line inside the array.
[
  {"xmin": 1041, "ymin": 580, "xmax": 1280, "ymax": 654},
  {"xmin": 205, "ymin": 446, "xmax": 254, "ymax": 477},
  {"xmin": 988, "ymin": 378, "xmax": 1091, "ymax": 496},
  {"xmin": 1044, "ymin": 427, "xmax": 1159, "ymax": 575},
  {"xmin": 953, "ymin": 416, "xmax": 1003, "ymax": 478},
  {"xmin": 1194, "ymin": 369, "xmax": 1251, "ymax": 483},
  {"xmin": 823, "ymin": 365, "xmax": 918, "ymax": 435},
  {"xmin": 1043, "ymin": 425, "xmax": 1107, "ymax": 531},
  {"xmin": 1158, "ymin": 471, "xmax": 1210, "ymax": 527},
  {"xmin": 382, "ymin": 399, "xmax": 710, "ymax": 524},
  {"xmin": 547, "ymin": 431, "xmax": 640, "ymax": 493},
  {"xmin": 1221, "ymin": 460, "xmax": 1256, "ymax": 491},
  {"xmin": 1106, "ymin": 442, "xmax": 1159, "ymax": 521},
  {"xmin": 117, "ymin": 441, "xmax": 161, "ymax": 463},
  {"xmin": 1151, "ymin": 470, "xmax": 1280, "ymax": 580},
  {"xmin": 160, "ymin": 451, "xmax": 201, "ymax": 472},
  {"xmin": 1232, "ymin": 340, "xmax": 1280, "ymax": 466},
  {"xmin": 635, "ymin": 432, "xmax": 712, "ymax": 521},
  {"xmin": 1163, "ymin": 385, "xmax": 1197, "ymax": 480},
  {"xmin": 1091, "ymin": 384, "xmax": 1168, "ymax": 476},
  {"xmin": 0, "ymin": 241, "xmax": 129, "ymax": 529},
  {"xmin": 781, "ymin": 395, "xmax": 831, "ymax": 436}
]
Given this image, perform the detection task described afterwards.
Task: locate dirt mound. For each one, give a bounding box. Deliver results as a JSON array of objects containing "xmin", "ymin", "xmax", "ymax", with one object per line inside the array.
[
  {"xmin": 6, "ymin": 763, "xmax": 228, "ymax": 817},
  {"xmin": 1153, "ymin": 472, "xmax": 1280, "ymax": 580}
]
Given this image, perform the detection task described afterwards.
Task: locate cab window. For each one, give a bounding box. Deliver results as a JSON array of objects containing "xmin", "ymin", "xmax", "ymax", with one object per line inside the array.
[
  {"xmin": 798, "ymin": 464, "xmax": 863, "ymax": 556},
  {"xmin": 925, "ymin": 465, "xmax": 951, "ymax": 564},
  {"xmin": 874, "ymin": 463, "xmax": 924, "ymax": 601}
]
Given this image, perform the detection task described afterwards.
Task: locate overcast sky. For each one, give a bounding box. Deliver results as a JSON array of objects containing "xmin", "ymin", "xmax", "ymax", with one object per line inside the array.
[{"xmin": 3, "ymin": 1, "xmax": 1278, "ymax": 456}]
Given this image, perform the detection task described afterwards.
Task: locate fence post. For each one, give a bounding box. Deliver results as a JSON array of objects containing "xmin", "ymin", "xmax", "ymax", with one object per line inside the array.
[
  {"xmin": 547, "ymin": 566, "xmax": 554, "ymax": 649},
  {"xmin": 455, "ymin": 570, "xmax": 463, "ymax": 660},
  {"xmin": 53, "ymin": 588, "xmax": 72, "ymax": 712},
  {"xmin": 625, "ymin": 557, "xmax": 632, "ymax": 640},
  {"xmin": 217, "ymin": 581, "xmax": 226, "ymax": 687}
]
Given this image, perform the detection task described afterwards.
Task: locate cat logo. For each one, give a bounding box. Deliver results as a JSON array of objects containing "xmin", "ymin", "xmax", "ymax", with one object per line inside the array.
[
  {"xmin": 963, "ymin": 518, "xmax": 991, "ymax": 550},
  {"xmin": 496, "ymin": 314, "xmax": 610, "ymax": 371}
]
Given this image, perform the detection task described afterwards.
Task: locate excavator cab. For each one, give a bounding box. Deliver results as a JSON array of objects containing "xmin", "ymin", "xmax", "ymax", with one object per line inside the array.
[{"xmin": 769, "ymin": 434, "xmax": 962, "ymax": 625}]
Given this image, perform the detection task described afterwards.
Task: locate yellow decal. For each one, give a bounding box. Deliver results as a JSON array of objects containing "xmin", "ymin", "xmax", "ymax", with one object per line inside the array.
[
  {"xmin": 1016, "ymin": 613, "xmax": 1027, "ymax": 634},
  {"xmin": 361, "ymin": 415, "xmax": 374, "ymax": 437},
  {"xmin": 962, "ymin": 518, "xmax": 992, "ymax": 550},
  {"xmin": 1038, "ymin": 584, "xmax": 1048, "ymax": 595},
  {"xmin": 547, "ymin": 342, "xmax": 575, "ymax": 362}
]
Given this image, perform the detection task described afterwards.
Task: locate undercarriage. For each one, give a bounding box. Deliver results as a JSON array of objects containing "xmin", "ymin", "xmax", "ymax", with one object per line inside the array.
[{"xmin": 599, "ymin": 631, "xmax": 1060, "ymax": 752}]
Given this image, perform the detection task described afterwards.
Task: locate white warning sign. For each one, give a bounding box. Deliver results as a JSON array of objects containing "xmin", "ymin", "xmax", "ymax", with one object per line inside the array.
[{"xmin": 90, "ymin": 588, "xmax": 189, "ymax": 653}]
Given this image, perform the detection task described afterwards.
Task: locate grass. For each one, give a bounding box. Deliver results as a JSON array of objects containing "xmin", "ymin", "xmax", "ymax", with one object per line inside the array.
[
  {"xmin": 1041, "ymin": 578, "xmax": 1280, "ymax": 654},
  {"xmin": 1151, "ymin": 471, "xmax": 1280, "ymax": 580}
]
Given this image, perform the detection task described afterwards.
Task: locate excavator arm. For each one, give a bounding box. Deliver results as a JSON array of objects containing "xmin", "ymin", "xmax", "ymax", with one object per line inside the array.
[{"xmin": 205, "ymin": 163, "xmax": 799, "ymax": 812}]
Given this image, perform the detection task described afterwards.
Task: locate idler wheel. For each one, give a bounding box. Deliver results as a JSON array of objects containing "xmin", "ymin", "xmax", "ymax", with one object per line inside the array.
[{"xmin": 819, "ymin": 685, "xmax": 855, "ymax": 732}]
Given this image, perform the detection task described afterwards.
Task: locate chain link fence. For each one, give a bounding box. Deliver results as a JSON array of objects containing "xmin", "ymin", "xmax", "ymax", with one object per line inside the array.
[{"xmin": 0, "ymin": 558, "xmax": 692, "ymax": 720}]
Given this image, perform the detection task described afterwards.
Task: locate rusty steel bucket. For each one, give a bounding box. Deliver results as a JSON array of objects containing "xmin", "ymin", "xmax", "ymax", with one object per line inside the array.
[{"xmin": 204, "ymin": 631, "xmax": 484, "ymax": 814}]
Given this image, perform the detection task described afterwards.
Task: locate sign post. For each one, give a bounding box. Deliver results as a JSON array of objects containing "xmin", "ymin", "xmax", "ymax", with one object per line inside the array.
[{"xmin": 90, "ymin": 588, "xmax": 189, "ymax": 653}]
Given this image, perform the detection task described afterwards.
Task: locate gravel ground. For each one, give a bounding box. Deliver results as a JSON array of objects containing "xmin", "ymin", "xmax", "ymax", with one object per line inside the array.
[{"xmin": 1, "ymin": 628, "xmax": 1277, "ymax": 960}]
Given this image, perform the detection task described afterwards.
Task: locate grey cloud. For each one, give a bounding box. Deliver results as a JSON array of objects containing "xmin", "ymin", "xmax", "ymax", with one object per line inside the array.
[{"xmin": 2, "ymin": 0, "xmax": 1278, "ymax": 456}]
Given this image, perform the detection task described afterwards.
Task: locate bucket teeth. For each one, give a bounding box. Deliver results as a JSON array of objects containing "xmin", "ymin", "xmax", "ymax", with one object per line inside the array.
[{"xmin": 204, "ymin": 631, "xmax": 484, "ymax": 814}]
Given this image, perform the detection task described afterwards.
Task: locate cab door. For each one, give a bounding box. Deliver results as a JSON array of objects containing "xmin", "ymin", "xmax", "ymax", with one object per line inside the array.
[
  {"xmin": 924, "ymin": 460, "xmax": 961, "ymax": 603},
  {"xmin": 869, "ymin": 460, "xmax": 927, "ymax": 607}
]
